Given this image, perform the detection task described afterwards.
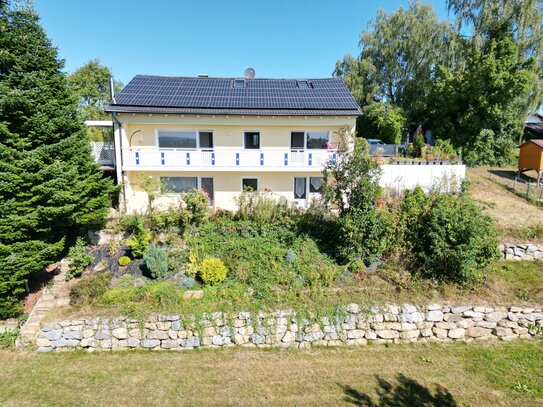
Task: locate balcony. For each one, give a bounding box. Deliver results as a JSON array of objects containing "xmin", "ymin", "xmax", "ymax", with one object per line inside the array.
[
  {"xmin": 121, "ymin": 148, "xmax": 336, "ymax": 172},
  {"xmin": 90, "ymin": 141, "xmax": 115, "ymax": 166}
]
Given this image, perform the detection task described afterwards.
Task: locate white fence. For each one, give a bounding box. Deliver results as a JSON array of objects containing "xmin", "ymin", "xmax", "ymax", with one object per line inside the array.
[{"xmin": 379, "ymin": 164, "xmax": 466, "ymax": 194}]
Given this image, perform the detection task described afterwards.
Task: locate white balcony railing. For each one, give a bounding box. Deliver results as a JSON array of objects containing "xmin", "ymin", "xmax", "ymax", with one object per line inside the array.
[
  {"xmin": 90, "ymin": 141, "xmax": 115, "ymax": 165},
  {"xmin": 121, "ymin": 148, "xmax": 336, "ymax": 171}
]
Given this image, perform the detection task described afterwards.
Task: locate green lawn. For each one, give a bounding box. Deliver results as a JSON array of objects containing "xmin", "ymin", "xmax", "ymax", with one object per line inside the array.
[{"xmin": 1, "ymin": 340, "xmax": 542, "ymax": 406}]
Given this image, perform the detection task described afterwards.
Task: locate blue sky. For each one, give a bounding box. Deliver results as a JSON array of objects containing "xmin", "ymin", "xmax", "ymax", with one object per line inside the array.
[{"xmin": 34, "ymin": 0, "xmax": 449, "ymax": 86}]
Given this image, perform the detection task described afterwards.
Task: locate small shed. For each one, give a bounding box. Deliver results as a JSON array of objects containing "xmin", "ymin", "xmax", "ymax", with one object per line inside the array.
[{"xmin": 518, "ymin": 139, "xmax": 543, "ymax": 184}]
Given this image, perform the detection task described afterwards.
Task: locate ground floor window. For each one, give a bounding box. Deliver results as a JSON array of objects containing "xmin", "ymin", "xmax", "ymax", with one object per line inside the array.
[
  {"xmin": 241, "ymin": 177, "xmax": 258, "ymax": 191},
  {"xmin": 294, "ymin": 176, "xmax": 324, "ymax": 199},
  {"xmin": 159, "ymin": 176, "xmax": 214, "ymax": 204}
]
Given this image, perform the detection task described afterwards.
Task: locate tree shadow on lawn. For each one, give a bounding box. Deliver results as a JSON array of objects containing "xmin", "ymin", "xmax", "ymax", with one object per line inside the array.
[{"xmin": 339, "ymin": 373, "xmax": 457, "ymax": 406}]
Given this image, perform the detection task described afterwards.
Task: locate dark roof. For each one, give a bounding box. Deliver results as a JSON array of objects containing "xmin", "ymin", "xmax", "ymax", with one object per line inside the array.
[
  {"xmin": 105, "ymin": 75, "xmax": 361, "ymax": 116},
  {"xmin": 526, "ymin": 122, "xmax": 543, "ymax": 135}
]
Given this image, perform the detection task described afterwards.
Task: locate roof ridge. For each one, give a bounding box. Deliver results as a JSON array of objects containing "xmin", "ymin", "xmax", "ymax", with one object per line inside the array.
[{"xmin": 133, "ymin": 74, "xmax": 340, "ymax": 81}]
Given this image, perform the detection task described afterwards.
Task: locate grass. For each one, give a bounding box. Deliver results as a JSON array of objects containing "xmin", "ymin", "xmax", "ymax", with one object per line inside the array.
[
  {"xmin": 468, "ymin": 168, "xmax": 543, "ymax": 243},
  {"xmin": 0, "ymin": 340, "xmax": 541, "ymax": 406}
]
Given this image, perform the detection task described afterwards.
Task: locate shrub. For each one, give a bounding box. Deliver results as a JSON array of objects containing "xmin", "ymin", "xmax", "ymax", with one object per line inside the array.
[
  {"xmin": 235, "ymin": 191, "xmax": 296, "ymax": 227},
  {"xmin": 182, "ymin": 276, "xmax": 196, "ymax": 289},
  {"xmin": 412, "ymin": 135, "xmax": 425, "ymax": 158},
  {"xmin": 66, "ymin": 237, "xmax": 93, "ymax": 280},
  {"xmin": 397, "ymin": 188, "xmax": 500, "ymax": 285},
  {"xmin": 118, "ymin": 215, "xmax": 143, "ymax": 234},
  {"xmin": 0, "ymin": 331, "xmax": 17, "ymax": 349},
  {"xmin": 183, "ymin": 189, "xmax": 209, "ymax": 225},
  {"xmin": 118, "ymin": 256, "xmax": 131, "ymax": 267},
  {"xmin": 199, "ymin": 257, "xmax": 228, "ymax": 285},
  {"xmin": 128, "ymin": 228, "xmax": 151, "ymax": 258},
  {"xmin": 70, "ymin": 273, "xmax": 112, "ymax": 305},
  {"xmin": 183, "ymin": 250, "xmax": 199, "ymax": 278},
  {"xmin": 145, "ymin": 281, "xmax": 180, "ymax": 307},
  {"xmin": 143, "ymin": 244, "xmax": 169, "ymax": 279},
  {"xmin": 146, "ymin": 207, "xmax": 191, "ymax": 233}
]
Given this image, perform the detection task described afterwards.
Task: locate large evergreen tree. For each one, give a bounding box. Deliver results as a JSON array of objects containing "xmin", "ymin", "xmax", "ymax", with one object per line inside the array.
[{"xmin": 0, "ymin": 3, "xmax": 115, "ymax": 317}]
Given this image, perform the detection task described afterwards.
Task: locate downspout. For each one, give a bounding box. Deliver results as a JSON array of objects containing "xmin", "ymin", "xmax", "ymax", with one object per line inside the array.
[{"xmin": 110, "ymin": 77, "xmax": 127, "ymax": 213}]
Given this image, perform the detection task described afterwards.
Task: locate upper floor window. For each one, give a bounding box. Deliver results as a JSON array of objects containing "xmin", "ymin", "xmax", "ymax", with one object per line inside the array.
[
  {"xmin": 157, "ymin": 130, "xmax": 213, "ymax": 149},
  {"xmin": 233, "ymin": 79, "xmax": 246, "ymax": 88},
  {"xmin": 307, "ymin": 131, "xmax": 329, "ymax": 149},
  {"xmin": 244, "ymin": 132, "xmax": 260, "ymax": 149},
  {"xmin": 291, "ymin": 131, "xmax": 330, "ymax": 150},
  {"xmin": 297, "ymin": 80, "xmax": 311, "ymax": 89}
]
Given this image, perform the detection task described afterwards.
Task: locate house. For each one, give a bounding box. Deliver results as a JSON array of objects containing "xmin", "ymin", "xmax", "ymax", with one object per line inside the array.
[
  {"xmin": 518, "ymin": 139, "xmax": 543, "ymax": 184},
  {"xmin": 525, "ymin": 113, "xmax": 543, "ymax": 138},
  {"xmin": 105, "ymin": 73, "xmax": 361, "ymax": 212}
]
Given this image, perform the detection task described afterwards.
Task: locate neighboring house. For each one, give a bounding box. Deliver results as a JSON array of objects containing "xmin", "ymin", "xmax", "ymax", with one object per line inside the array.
[
  {"xmin": 525, "ymin": 113, "xmax": 543, "ymax": 138},
  {"xmin": 105, "ymin": 73, "xmax": 360, "ymax": 212}
]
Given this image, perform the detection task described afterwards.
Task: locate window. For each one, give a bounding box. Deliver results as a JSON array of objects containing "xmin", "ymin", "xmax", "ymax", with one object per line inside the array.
[
  {"xmin": 233, "ymin": 79, "xmax": 245, "ymax": 88},
  {"xmin": 307, "ymin": 131, "xmax": 329, "ymax": 149},
  {"xmin": 160, "ymin": 176, "xmax": 215, "ymax": 204},
  {"xmin": 309, "ymin": 177, "xmax": 324, "ymax": 193},
  {"xmin": 158, "ymin": 131, "xmax": 197, "ymax": 149},
  {"xmin": 242, "ymin": 178, "xmax": 258, "ymax": 191},
  {"xmin": 293, "ymin": 177, "xmax": 307, "ymax": 199},
  {"xmin": 291, "ymin": 132, "xmax": 305, "ymax": 149},
  {"xmin": 161, "ymin": 177, "xmax": 198, "ymax": 193},
  {"xmin": 297, "ymin": 80, "xmax": 311, "ymax": 89},
  {"xmin": 199, "ymin": 131, "xmax": 213, "ymax": 149},
  {"xmin": 157, "ymin": 130, "xmax": 213, "ymax": 149},
  {"xmin": 244, "ymin": 132, "xmax": 260, "ymax": 149},
  {"xmin": 294, "ymin": 176, "xmax": 324, "ymax": 199},
  {"xmin": 291, "ymin": 131, "xmax": 330, "ymax": 150}
]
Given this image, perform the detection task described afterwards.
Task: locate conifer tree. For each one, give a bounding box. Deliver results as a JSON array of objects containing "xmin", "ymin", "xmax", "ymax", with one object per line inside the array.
[{"xmin": 0, "ymin": 2, "xmax": 115, "ymax": 317}]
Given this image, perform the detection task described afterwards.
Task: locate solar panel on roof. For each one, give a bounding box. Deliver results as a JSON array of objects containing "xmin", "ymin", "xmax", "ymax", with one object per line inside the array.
[{"xmin": 112, "ymin": 76, "xmax": 359, "ymax": 111}]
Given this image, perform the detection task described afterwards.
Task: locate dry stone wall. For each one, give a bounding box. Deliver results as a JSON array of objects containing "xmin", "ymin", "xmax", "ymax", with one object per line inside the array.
[
  {"xmin": 35, "ymin": 304, "xmax": 542, "ymax": 352},
  {"xmin": 499, "ymin": 244, "xmax": 543, "ymax": 261}
]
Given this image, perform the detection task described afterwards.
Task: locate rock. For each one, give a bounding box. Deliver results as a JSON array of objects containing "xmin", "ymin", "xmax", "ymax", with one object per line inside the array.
[
  {"xmin": 402, "ymin": 304, "xmax": 418, "ymax": 314},
  {"xmin": 304, "ymin": 331, "xmax": 324, "ymax": 342},
  {"xmin": 63, "ymin": 330, "xmax": 82, "ymax": 340},
  {"xmin": 444, "ymin": 314, "xmax": 462, "ymax": 322},
  {"xmin": 401, "ymin": 312, "xmax": 425, "ymax": 323},
  {"xmin": 95, "ymin": 330, "xmax": 111, "ymax": 340},
  {"xmin": 473, "ymin": 306, "xmax": 493, "ymax": 313},
  {"xmin": 346, "ymin": 303, "xmax": 360, "ymax": 314},
  {"xmin": 185, "ymin": 336, "xmax": 200, "ymax": 348},
  {"xmin": 347, "ymin": 330, "xmax": 365, "ymax": 339},
  {"xmin": 509, "ymin": 306, "xmax": 522, "ymax": 313},
  {"xmin": 476, "ymin": 321, "xmax": 497, "ymax": 329},
  {"xmin": 141, "ymin": 339, "xmax": 160, "ymax": 348},
  {"xmin": 37, "ymin": 347, "xmax": 53, "ymax": 353},
  {"xmin": 427, "ymin": 311, "xmax": 444, "ymax": 322},
  {"xmin": 161, "ymin": 339, "xmax": 180, "ymax": 349},
  {"xmin": 463, "ymin": 311, "xmax": 484, "ymax": 320},
  {"xmin": 485, "ymin": 312, "xmax": 508, "ymax": 322},
  {"xmin": 456, "ymin": 319, "xmax": 475, "ymax": 329},
  {"xmin": 435, "ymin": 322, "xmax": 456, "ymax": 330},
  {"xmin": 427, "ymin": 304, "xmax": 441, "ymax": 311},
  {"xmin": 493, "ymin": 327, "xmax": 513, "ymax": 337},
  {"xmin": 448, "ymin": 328, "xmax": 465, "ymax": 339},
  {"xmin": 36, "ymin": 338, "xmax": 50, "ymax": 347},
  {"xmin": 250, "ymin": 333, "xmax": 266, "ymax": 344},
  {"xmin": 376, "ymin": 330, "xmax": 399, "ymax": 339},
  {"xmin": 45, "ymin": 330, "xmax": 62, "ymax": 341},
  {"xmin": 432, "ymin": 328, "xmax": 448, "ymax": 339},
  {"xmin": 466, "ymin": 327, "xmax": 492, "ymax": 338},
  {"xmin": 399, "ymin": 330, "xmax": 419, "ymax": 340},
  {"xmin": 42, "ymin": 324, "xmax": 61, "ymax": 332},
  {"xmin": 147, "ymin": 330, "xmax": 169, "ymax": 340},
  {"xmin": 127, "ymin": 337, "xmax": 140, "ymax": 347}
]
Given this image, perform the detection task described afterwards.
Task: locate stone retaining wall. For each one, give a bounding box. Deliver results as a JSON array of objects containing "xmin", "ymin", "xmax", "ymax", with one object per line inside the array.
[
  {"xmin": 35, "ymin": 304, "xmax": 542, "ymax": 352},
  {"xmin": 499, "ymin": 244, "xmax": 543, "ymax": 261}
]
